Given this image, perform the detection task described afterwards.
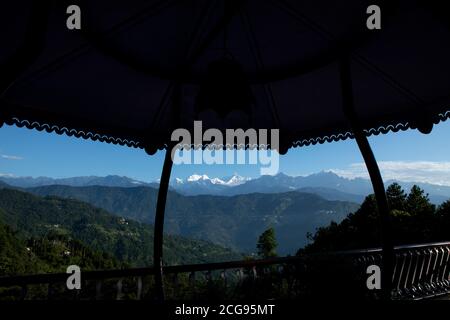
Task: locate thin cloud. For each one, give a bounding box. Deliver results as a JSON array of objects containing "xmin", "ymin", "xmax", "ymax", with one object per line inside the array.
[
  {"xmin": 329, "ymin": 161, "xmax": 450, "ymax": 186},
  {"xmin": 0, "ymin": 173, "xmax": 15, "ymax": 177},
  {"xmin": 1, "ymin": 154, "xmax": 24, "ymax": 160}
]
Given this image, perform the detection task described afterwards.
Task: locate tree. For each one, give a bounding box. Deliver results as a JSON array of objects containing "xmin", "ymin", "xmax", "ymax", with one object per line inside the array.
[
  {"xmin": 437, "ymin": 200, "xmax": 450, "ymax": 218},
  {"xmin": 257, "ymin": 227, "xmax": 277, "ymax": 258},
  {"xmin": 386, "ymin": 183, "xmax": 407, "ymax": 211},
  {"xmin": 406, "ymin": 185, "xmax": 435, "ymax": 216},
  {"xmin": 303, "ymin": 183, "xmax": 448, "ymax": 253}
]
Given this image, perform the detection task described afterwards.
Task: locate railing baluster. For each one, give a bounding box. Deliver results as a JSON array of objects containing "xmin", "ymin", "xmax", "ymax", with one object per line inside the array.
[
  {"xmin": 429, "ymin": 248, "xmax": 439, "ymax": 293},
  {"xmin": 437, "ymin": 247, "xmax": 446, "ymax": 286},
  {"xmin": 403, "ymin": 251, "xmax": 413, "ymax": 297},
  {"xmin": 189, "ymin": 272, "xmax": 196, "ymax": 286},
  {"xmin": 416, "ymin": 249, "xmax": 426, "ymax": 295},
  {"xmin": 116, "ymin": 279, "xmax": 123, "ymax": 300},
  {"xmin": 72, "ymin": 282, "xmax": 81, "ymax": 301},
  {"xmin": 392, "ymin": 253, "xmax": 400, "ymax": 290},
  {"xmin": 47, "ymin": 282, "xmax": 54, "ymax": 300},
  {"xmin": 436, "ymin": 247, "xmax": 443, "ymax": 291},
  {"xmin": 220, "ymin": 270, "xmax": 227, "ymax": 288},
  {"xmin": 204, "ymin": 270, "xmax": 212, "ymax": 283},
  {"xmin": 172, "ymin": 273, "xmax": 179, "ymax": 289},
  {"xmin": 188, "ymin": 272, "xmax": 196, "ymax": 300},
  {"xmin": 409, "ymin": 249, "xmax": 420, "ymax": 298},
  {"xmin": 441, "ymin": 247, "xmax": 448, "ymax": 287},
  {"xmin": 442, "ymin": 247, "xmax": 450, "ymax": 287},
  {"xmin": 20, "ymin": 285, "xmax": 28, "ymax": 301},
  {"xmin": 435, "ymin": 247, "xmax": 445, "ymax": 292},
  {"xmin": 395, "ymin": 253, "xmax": 407, "ymax": 296},
  {"xmin": 94, "ymin": 280, "xmax": 101, "ymax": 300},
  {"xmin": 136, "ymin": 277, "xmax": 142, "ymax": 300},
  {"xmin": 236, "ymin": 268, "xmax": 244, "ymax": 282},
  {"xmin": 423, "ymin": 248, "xmax": 432, "ymax": 294},
  {"xmin": 252, "ymin": 266, "xmax": 257, "ymax": 279}
]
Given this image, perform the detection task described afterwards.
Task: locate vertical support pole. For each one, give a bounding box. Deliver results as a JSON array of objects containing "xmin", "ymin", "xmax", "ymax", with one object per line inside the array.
[
  {"xmin": 153, "ymin": 148, "xmax": 174, "ymax": 301},
  {"xmin": 339, "ymin": 57, "xmax": 394, "ymax": 300}
]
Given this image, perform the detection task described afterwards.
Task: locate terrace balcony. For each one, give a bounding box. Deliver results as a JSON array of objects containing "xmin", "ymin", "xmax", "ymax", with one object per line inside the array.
[{"xmin": 1, "ymin": 241, "xmax": 449, "ymax": 301}]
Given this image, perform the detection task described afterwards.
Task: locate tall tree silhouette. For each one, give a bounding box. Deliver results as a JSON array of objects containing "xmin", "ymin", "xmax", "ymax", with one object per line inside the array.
[
  {"xmin": 386, "ymin": 182, "xmax": 407, "ymax": 211},
  {"xmin": 304, "ymin": 184, "xmax": 447, "ymax": 253},
  {"xmin": 257, "ymin": 228, "xmax": 277, "ymax": 258}
]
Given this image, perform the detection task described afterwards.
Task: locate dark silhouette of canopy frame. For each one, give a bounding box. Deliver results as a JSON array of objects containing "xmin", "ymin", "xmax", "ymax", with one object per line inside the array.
[{"xmin": 1, "ymin": 0, "xmax": 450, "ymax": 301}]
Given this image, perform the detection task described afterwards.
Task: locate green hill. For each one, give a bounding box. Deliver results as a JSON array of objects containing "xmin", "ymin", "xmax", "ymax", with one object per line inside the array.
[
  {"xmin": 0, "ymin": 188, "xmax": 241, "ymax": 275},
  {"xmin": 0, "ymin": 217, "xmax": 120, "ymax": 276},
  {"xmin": 0, "ymin": 217, "xmax": 41, "ymax": 276},
  {"xmin": 28, "ymin": 185, "xmax": 360, "ymax": 254}
]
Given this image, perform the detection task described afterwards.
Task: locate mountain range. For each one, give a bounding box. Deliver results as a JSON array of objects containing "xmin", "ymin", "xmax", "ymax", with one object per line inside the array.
[
  {"xmin": 3, "ymin": 170, "xmax": 448, "ymax": 255},
  {"xmin": 170, "ymin": 174, "xmax": 251, "ymax": 196},
  {"xmin": 171, "ymin": 172, "xmax": 450, "ymax": 204},
  {"xmin": 3, "ymin": 172, "xmax": 449, "ymax": 204},
  {"xmin": 0, "ymin": 179, "xmax": 359, "ymax": 255},
  {"xmin": 0, "ymin": 175, "xmax": 156, "ymax": 188},
  {"xmin": 24, "ymin": 185, "xmax": 358, "ymax": 255},
  {"xmin": 2, "ymin": 170, "xmax": 450, "ymax": 208}
]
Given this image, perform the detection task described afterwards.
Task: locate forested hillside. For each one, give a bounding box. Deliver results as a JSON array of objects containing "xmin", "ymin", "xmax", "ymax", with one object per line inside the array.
[
  {"xmin": 0, "ymin": 188, "xmax": 241, "ymax": 277},
  {"xmin": 28, "ymin": 185, "xmax": 359, "ymax": 254}
]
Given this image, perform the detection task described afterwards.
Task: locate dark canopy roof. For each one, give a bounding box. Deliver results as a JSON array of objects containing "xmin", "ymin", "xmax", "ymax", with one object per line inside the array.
[{"xmin": 1, "ymin": 0, "xmax": 449, "ymax": 154}]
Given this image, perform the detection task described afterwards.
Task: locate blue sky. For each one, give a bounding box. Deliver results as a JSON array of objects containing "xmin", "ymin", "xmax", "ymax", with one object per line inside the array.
[{"xmin": 1, "ymin": 120, "xmax": 450, "ymax": 185}]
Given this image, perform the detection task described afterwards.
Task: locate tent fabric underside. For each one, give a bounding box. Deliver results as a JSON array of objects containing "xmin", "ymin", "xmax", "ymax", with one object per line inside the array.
[{"xmin": 1, "ymin": 0, "xmax": 450, "ymax": 154}]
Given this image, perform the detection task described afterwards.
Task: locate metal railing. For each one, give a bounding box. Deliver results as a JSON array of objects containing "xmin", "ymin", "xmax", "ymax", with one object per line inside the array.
[
  {"xmin": 1, "ymin": 242, "xmax": 449, "ymax": 300},
  {"xmin": 361, "ymin": 241, "xmax": 450, "ymax": 300}
]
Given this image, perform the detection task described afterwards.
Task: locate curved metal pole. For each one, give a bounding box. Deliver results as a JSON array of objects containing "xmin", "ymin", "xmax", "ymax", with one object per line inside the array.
[
  {"xmin": 339, "ymin": 57, "xmax": 394, "ymax": 300},
  {"xmin": 153, "ymin": 148, "xmax": 173, "ymax": 301}
]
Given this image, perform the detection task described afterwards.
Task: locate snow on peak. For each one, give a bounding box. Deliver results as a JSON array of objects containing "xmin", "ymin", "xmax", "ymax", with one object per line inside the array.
[
  {"xmin": 213, "ymin": 174, "xmax": 251, "ymax": 186},
  {"xmin": 222, "ymin": 175, "xmax": 248, "ymax": 186},
  {"xmin": 210, "ymin": 177, "xmax": 226, "ymax": 185},
  {"xmin": 187, "ymin": 174, "xmax": 210, "ymax": 182},
  {"xmin": 175, "ymin": 174, "xmax": 251, "ymax": 187}
]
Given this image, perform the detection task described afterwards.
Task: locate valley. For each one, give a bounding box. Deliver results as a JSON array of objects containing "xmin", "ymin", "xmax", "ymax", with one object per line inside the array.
[{"xmin": 26, "ymin": 184, "xmax": 359, "ymax": 255}]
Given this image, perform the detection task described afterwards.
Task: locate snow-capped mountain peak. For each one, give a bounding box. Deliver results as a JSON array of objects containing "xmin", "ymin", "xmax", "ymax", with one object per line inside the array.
[
  {"xmin": 168, "ymin": 173, "xmax": 253, "ymax": 195},
  {"xmin": 224, "ymin": 174, "xmax": 251, "ymax": 186},
  {"xmin": 172, "ymin": 174, "xmax": 251, "ymax": 190},
  {"xmin": 187, "ymin": 174, "xmax": 210, "ymax": 182}
]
